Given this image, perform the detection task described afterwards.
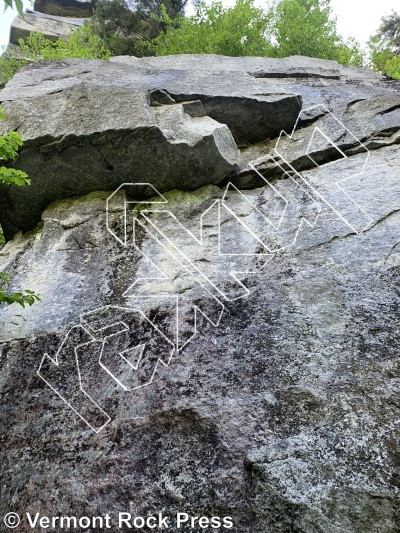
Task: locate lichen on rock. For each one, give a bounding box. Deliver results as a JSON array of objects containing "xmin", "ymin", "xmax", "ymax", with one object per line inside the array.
[{"xmin": 1, "ymin": 55, "xmax": 400, "ymax": 532}]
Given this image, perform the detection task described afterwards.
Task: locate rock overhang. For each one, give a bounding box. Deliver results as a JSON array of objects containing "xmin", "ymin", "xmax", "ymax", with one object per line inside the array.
[
  {"xmin": 0, "ymin": 54, "xmax": 398, "ymax": 242},
  {"xmin": 0, "ymin": 56, "xmax": 306, "ymax": 240}
]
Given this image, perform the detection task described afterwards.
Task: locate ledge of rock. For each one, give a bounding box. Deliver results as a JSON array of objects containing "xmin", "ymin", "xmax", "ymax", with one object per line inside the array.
[
  {"xmin": 1, "ymin": 55, "xmax": 398, "ymax": 240},
  {"xmin": 0, "ymin": 56, "xmax": 304, "ymax": 240},
  {"xmin": 33, "ymin": 0, "xmax": 94, "ymax": 17},
  {"xmin": 110, "ymin": 53, "xmax": 382, "ymax": 82}
]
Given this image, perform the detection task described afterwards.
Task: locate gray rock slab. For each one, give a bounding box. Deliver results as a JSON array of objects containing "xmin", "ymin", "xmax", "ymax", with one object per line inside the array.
[
  {"xmin": 110, "ymin": 54, "xmax": 382, "ymax": 82},
  {"xmin": 33, "ymin": 0, "xmax": 94, "ymax": 17},
  {"xmin": 25, "ymin": 9, "xmax": 87, "ymax": 25},
  {"xmin": 9, "ymin": 12, "xmax": 73, "ymax": 44},
  {"xmin": 0, "ymin": 57, "xmax": 304, "ymax": 239},
  {"xmin": 1, "ymin": 139, "xmax": 400, "ymax": 530}
]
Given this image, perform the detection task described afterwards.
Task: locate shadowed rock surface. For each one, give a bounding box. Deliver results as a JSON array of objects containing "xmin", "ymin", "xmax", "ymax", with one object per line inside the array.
[
  {"xmin": 0, "ymin": 57, "xmax": 304, "ymax": 239},
  {"xmin": 1, "ymin": 55, "xmax": 400, "ymax": 532},
  {"xmin": 33, "ymin": 0, "xmax": 94, "ymax": 17}
]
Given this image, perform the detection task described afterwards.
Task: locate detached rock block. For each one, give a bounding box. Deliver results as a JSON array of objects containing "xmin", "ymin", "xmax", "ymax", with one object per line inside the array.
[
  {"xmin": 10, "ymin": 12, "xmax": 76, "ymax": 44},
  {"xmin": 33, "ymin": 0, "xmax": 94, "ymax": 17}
]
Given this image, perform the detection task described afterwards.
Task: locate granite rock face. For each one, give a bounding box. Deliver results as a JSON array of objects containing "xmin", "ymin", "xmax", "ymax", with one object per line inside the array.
[
  {"xmin": 0, "ymin": 57, "xmax": 303, "ymax": 240},
  {"xmin": 1, "ymin": 55, "xmax": 400, "ymax": 533},
  {"xmin": 9, "ymin": 12, "xmax": 83, "ymax": 45}
]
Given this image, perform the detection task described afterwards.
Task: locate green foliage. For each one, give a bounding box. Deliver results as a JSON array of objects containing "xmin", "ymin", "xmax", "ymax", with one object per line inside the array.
[
  {"xmin": 150, "ymin": 0, "xmax": 274, "ymax": 56},
  {"xmin": 368, "ymin": 36, "xmax": 395, "ymax": 74},
  {"xmin": 91, "ymin": 0, "xmax": 187, "ymax": 56},
  {"xmin": 377, "ymin": 10, "xmax": 400, "ymax": 53},
  {"xmin": 18, "ymin": 25, "xmax": 111, "ymax": 61},
  {"xmin": 334, "ymin": 37, "xmax": 365, "ymax": 67},
  {"xmin": 384, "ymin": 55, "xmax": 400, "ymax": 79},
  {"xmin": 0, "ymin": 272, "xmax": 41, "ymax": 307},
  {"xmin": 0, "ymin": 116, "xmax": 30, "ymax": 186},
  {"xmin": 368, "ymin": 10, "xmax": 400, "ymax": 79},
  {"xmin": 0, "ymin": 106, "xmax": 41, "ymax": 308},
  {"xmin": 0, "ymin": 26, "xmax": 110, "ymax": 85},
  {"xmin": 0, "ymin": 54, "xmax": 27, "ymax": 86},
  {"xmin": 2, "ymin": 0, "xmax": 23, "ymax": 16},
  {"xmin": 270, "ymin": 0, "xmax": 363, "ymax": 65},
  {"xmin": 0, "ymin": 166, "xmax": 30, "ymax": 186},
  {"xmin": 150, "ymin": 0, "xmax": 363, "ymax": 65},
  {"xmin": 91, "ymin": 0, "xmax": 147, "ymax": 55}
]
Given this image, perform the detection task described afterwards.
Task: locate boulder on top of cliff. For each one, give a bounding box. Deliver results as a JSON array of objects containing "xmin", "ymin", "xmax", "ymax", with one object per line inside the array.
[
  {"xmin": 9, "ymin": 11, "xmax": 84, "ymax": 44},
  {"xmin": 33, "ymin": 0, "xmax": 94, "ymax": 17}
]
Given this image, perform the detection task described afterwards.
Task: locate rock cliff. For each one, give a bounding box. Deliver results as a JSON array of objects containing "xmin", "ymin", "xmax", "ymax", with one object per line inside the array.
[{"xmin": 1, "ymin": 55, "xmax": 400, "ymax": 532}]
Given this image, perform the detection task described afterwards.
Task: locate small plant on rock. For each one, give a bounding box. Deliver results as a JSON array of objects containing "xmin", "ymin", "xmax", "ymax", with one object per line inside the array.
[
  {"xmin": 0, "ymin": 107, "xmax": 41, "ymax": 307},
  {"xmin": 0, "ymin": 26, "xmax": 111, "ymax": 85}
]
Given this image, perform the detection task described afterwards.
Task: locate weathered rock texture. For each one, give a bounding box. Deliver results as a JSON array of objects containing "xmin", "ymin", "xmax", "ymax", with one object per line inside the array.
[
  {"xmin": 33, "ymin": 0, "xmax": 94, "ymax": 17},
  {"xmin": 9, "ymin": 11, "xmax": 83, "ymax": 45},
  {"xmin": 0, "ymin": 57, "xmax": 302, "ymax": 239},
  {"xmin": 1, "ymin": 55, "xmax": 400, "ymax": 533}
]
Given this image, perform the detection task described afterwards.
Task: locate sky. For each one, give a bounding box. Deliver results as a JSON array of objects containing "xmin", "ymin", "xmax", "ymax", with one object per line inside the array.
[
  {"xmin": 0, "ymin": 0, "xmax": 398, "ymax": 49},
  {"xmin": 329, "ymin": 0, "xmax": 395, "ymax": 45}
]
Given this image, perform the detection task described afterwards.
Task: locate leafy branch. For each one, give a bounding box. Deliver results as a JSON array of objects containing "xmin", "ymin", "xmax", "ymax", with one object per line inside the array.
[
  {"xmin": 3, "ymin": 0, "xmax": 24, "ymax": 17},
  {"xmin": 0, "ymin": 106, "xmax": 41, "ymax": 307},
  {"xmin": 0, "ymin": 273, "xmax": 41, "ymax": 307}
]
